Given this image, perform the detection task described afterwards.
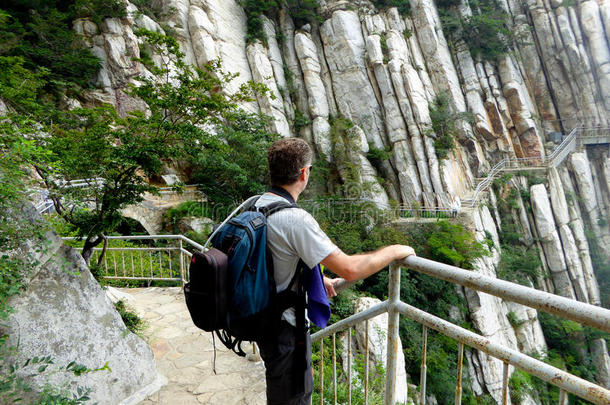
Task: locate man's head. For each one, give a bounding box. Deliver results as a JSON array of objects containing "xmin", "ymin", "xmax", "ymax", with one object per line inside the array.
[{"xmin": 268, "ymin": 138, "xmax": 313, "ymax": 186}]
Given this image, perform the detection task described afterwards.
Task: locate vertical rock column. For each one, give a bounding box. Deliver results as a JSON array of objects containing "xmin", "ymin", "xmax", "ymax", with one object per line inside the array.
[
  {"xmin": 410, "ymin": 0, "xmax": 481, "ymax": 188},
  {"xmin": 246, "ymin": 40, "xmax": 291, "ymax": 137},
  {"xmin": 320, "ymin": 10, "xmax": 400, "ymax": 200},
  {"xmin": 569, "ymin": 152, "xmax": 610, "ymax": 257},
  {"xmin": 295, "ymin": 28, "xmax": 389, "ymax": 206},
  {"xmin": 530, "ymin": 184, "xmax": 576, "ymax": 299},
  {"xmin": 365, "ymin": 32, "xmax": 422, "ymax": 204},
  {"xmin": 547, "ymin": 168, "xmax": 591, "ymax": 302},
  {"xmin": 295, "ymin": 30, "xmax": 332, "ymax": 158},
  {"xmin": 580, "ymin": 1, "xmax": 610, "ymax": 113}
]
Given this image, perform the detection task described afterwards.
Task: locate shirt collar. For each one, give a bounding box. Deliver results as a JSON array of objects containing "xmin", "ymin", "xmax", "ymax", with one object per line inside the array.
[{"xmin": 268, "ymin": 185, "xmax": 296, "ymax": 205}]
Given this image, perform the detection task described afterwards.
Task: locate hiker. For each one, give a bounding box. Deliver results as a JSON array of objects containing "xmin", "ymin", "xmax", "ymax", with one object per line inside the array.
[
  {"xmin": 451, "ymin": 195, "xmax": 461, "ymax": 218},
  {"xmin": 256, "ymin": 137, "xmax": 416, "ymax": 405}
]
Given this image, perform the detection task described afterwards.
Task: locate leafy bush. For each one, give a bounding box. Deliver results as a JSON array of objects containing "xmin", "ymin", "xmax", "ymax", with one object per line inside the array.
[
  {"xmin": 497, "ymin": 244, "xmax": 541, "ymax": 285},
  {"xmin": 534, "ymin": 312, "xmax": 600, "ymax": 404},
  {"xmin": 366, "ymin": 143, "xmax": 392, "ymax": 172},
  {"xmin": 114, "ymin": 300, "xmax": 147, "ymax": 336},
  {"xmin": 428, "ymin": 92, "xmax": 473, "ymax": 160},
  {"xmin": 0, "ymin": 1, "xmax": 118, "ymax": 93},
  {"xmin": 370, "ymin": 0, "xmax": 411, "ymax": 15},
  {"xmin": 440, "ymin": 0, "xmax": 513, "ymax": 61},
  {"xmin": 508, "ymin": 369, "xmax": 534, "ymax": 403},
  {"xmin": 240, "ymin": 0, "xmax": 321, "ymax": 45},
  {"xmin": 293, "ymin": 108, "xmax": 311, "ymax": 132}
]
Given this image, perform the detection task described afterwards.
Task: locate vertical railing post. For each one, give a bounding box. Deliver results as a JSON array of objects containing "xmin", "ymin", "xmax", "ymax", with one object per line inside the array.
[
  {"xmin": 179, "ymin": 239, "xmax": 185, "ymax": 285},
  {"xmin": 364, "ymin": 320, "xmax": 369, "ymax": 405},
  {"xmin": 455, "ymin": 343, "xmax": 464, "ymax": 405},
  {"xmin": 502, "ymin": 362, "xmax": 509, "ymax": 405},
  {"xmin": 385, "ymin": 263, "xmax": 401, "ymax": 405},
  {"xmin": 558, "ymin": 389, "xmax": 568, "ymax": 405},
  {"xmin": 420, "ymin": 326, "xmax": 428, "ymax": 405},
  {"xmin": 320, "ymin": 339, "xmax": 324, "ymax": 405}
]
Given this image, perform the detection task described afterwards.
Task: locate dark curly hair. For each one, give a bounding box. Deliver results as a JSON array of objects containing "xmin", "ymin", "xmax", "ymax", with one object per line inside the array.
[{"xmin": 267, "ymin": 138, "xmax": 312, "ymax": 186}]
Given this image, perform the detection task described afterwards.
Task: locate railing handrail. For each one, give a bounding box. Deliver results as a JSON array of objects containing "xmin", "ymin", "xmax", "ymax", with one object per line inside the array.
[
  {"xmin": 312, "ymin": 260, "xmax": 610, "ymax": 404},
  {"xmin": 402, "ymin": 256, "xmax": 609, "ymax": 332},
  {"xmin": 62, "ymin": 234, "xmax": 205, "ymax": 252}
]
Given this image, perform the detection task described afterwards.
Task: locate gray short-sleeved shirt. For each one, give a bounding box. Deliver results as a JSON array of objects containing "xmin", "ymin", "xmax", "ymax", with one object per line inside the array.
[{"xmin": 255, "ymin": 193, "xmax": 337, "ymax": 293}]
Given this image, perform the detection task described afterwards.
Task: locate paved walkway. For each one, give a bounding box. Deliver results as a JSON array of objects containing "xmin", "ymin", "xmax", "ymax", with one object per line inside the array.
[{"xmin": 118, "ymin": 287, "xmax": 266, "ymax": 405}]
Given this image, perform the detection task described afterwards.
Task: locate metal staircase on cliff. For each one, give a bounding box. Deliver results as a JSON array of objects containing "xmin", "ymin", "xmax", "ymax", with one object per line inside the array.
[{"xmin": 461, "ymin": 125, "xmax": 610, "ymax": 208}]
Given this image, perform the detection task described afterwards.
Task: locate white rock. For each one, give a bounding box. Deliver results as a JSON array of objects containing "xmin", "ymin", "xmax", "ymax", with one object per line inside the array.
[
  {"xmin": 188, "ymin": 5, "xmax": 218, "ymax": 68},
  {"xmin": 246, "ymin": 42, "xmax": 291, "ymax": 137},
  {"xmin": 102, "ymin": 18, "xmax": 123, "ymax": 35},
  {"xmin": 353, "ymin": 297, "xmax": 408, "ymax": 403},
  {"xmin": 73, "ymin": 18, "xmax": 98, "ymax": 36},
  {"xmin": 547, "ymin": 168, "xmax": 569, "ymax": 226},
  {"xmin": 580, "ymin": 1, "xmax": 610, "ymax": 110},
  {"xmin": 105, "ymin": 286, "xmax": 136, "ymax": 305},
  {"xmin": 295, "ymin": 31, "xmax": 330, "ymax": 118},
  {"xmin": 312, "ymin": 117, "xmax": 332, "ymax": 159},
  {"xmin": 320, "ymin": 11, "xmax": 386, "ymax": 149},
  {"xmin": 558, "ymin": 224, "xmax": 589, "ymax": 302},
  {"xmin": 504, "ymin": 302, "xmax": 547, "ymax": 356},
  {"xmin": 530, "ymin": 184, "xmax": 575, "ymax": 299},
  {"xmin": 134, "ymin": 13, "xmax": 163, "ymax": 33},
  {"xmin": 6, "ymin": 205, "xmax": 160, "ymax": 405},
  {"xmin": 0, "ymin": 98, "xmax": 8, "ymax": 115}
]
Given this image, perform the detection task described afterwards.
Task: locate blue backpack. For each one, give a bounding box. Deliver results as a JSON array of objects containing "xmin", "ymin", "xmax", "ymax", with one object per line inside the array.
[{"xmin": 184, "ymin": 196, "xmax": 303, "ymax": 356}]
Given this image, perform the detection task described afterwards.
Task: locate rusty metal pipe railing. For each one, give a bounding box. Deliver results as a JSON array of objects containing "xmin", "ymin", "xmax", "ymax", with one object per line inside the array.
[
  {"xmin": 384, "ymin": 263, "xmax": 401, "ymax": 405},
  {"xmin": 394, "ymin": 300, "xmax": 610, "ymax": 404},
  {"xmin": 311, "ymin": 301, "xmax": 389, "ymax": 341},
  {"xmin": 455, "ymin": 343, "xmax": 464, "ymax": 405},
  {"xmin": 401, "ymin": 256, "xmax": 610, "ymax": 333},
  {"xmin": 312, "ymin": 257, "xmax": 610, "ymax": 404},
  {"xmin": 420, "ymin": 326, "xmax": 428, "ymax": 405}
]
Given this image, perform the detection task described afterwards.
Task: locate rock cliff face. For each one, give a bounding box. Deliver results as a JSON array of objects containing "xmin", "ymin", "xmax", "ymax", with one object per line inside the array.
[{"xmin": 73, "ymin": 0, "xmax": 609, "ymax": 401}]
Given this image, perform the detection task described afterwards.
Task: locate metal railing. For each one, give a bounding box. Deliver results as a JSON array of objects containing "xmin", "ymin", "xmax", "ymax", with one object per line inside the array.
[
  {"xmin": 311, "ymin": 256, "xmax": 610, "ymax": 405},
  {"xmin": 60, "ymin": 233, "xmax": 610, "ymax": 403},
  {"xmin": 463, "ymin": 125, "xmax": 600, "ymax": 207},
  {"xmin": 62, "ymin": 235, "xmax": 204, "ymax": 284},
  {"xmin": 301, "ymin": 198, "xmax": 459, "ymax": 219}
]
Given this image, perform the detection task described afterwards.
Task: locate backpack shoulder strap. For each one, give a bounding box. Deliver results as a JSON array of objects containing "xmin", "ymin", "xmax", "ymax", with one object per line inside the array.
[{"xmin": 257, "ymin": 201, "xmax": 299, "ymax": 217}]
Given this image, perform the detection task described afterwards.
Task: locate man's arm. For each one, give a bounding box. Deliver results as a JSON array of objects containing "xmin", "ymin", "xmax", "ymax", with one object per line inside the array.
[{"xmin": 321, "ymin": 245, "xmax": 415, "ymax": 282}]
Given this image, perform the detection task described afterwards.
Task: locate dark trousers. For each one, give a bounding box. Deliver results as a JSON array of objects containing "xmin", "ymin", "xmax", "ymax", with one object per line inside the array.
[{"xmin": 257, "ymin": 321, "xmax": 313, "ymax": 405}]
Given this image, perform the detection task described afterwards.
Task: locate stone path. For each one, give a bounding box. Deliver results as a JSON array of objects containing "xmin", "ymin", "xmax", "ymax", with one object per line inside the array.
[{"xmin": 118, "ymin": 287, "xmax": 266, "ymax": 405}]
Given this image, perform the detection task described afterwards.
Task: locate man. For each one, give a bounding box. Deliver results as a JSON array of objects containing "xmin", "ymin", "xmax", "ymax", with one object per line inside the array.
[{"xmin": 255, "ymin": 137, "xmax": 415, "ymax": 405}]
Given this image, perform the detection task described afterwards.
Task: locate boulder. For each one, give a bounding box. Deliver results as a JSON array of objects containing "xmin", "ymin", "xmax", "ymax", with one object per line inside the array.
[{"xmin": 3, "ymin": 204, "xmax": 163, "ymax": 405}]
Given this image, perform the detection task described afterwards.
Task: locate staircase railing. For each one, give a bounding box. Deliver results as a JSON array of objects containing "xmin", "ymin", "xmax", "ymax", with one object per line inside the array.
[
  {"xmin": 464, "ymin": 126, "xmax": 583, "ymax": 207},
  {"xmin": 312, "ymin": 257, "xmax": 610, "ymax": 405}
]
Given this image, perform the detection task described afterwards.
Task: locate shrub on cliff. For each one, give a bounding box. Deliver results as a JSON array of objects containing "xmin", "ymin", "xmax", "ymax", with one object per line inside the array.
[
  {"xmin": 439, "ymin": 0, "xmax": 513, "ymax": 62},
  {"xmin": 241, "ymin": 0, "xmax": 321, "ymax": 46}
]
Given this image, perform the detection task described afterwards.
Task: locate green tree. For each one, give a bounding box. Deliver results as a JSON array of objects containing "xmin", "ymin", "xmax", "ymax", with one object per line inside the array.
[{"xmin": 30, "ymin": 30, "xmax": 275, "ymax": 263}]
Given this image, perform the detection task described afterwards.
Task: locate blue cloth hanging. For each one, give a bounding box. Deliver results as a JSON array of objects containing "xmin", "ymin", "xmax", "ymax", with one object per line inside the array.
[{"xmin": 305, "ymin": 263, "xmax": 331, "ymax": 328}]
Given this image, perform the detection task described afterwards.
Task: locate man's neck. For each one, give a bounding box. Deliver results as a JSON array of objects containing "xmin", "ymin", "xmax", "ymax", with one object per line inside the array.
[{"xmin": 270, "ymin": 184, "xmax": 300, "ymax": 203}]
